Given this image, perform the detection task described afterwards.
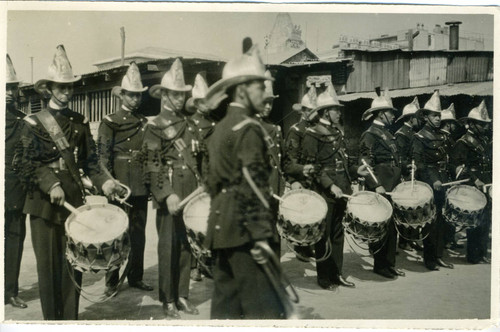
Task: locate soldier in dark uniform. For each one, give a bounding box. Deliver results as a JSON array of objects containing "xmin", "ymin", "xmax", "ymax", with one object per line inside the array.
[
  {"xmin": 357, "ymin": 88, "xmax": 406, "ymax": 279},
  {"xmin": 17, "ymin": 45, "xmax": 125, "ymax": 320},
  {"xmin": 394, "ymin": 97, "xmax": 423, "ymax": 251},
  {"xmin": 439, "ymin": 103, "xmax": 463, "ymax": 250},
  {"xmin": 4, "ymin": 54, "xmax": 28, "ymax": 309},
  {"xmin": 203, "ymin": 40, "xmax": 285, "ymax": 319},
  {"xmin": 412, "ymin": 90, "xmax": 454, "ymax": 271},
  {"xmin": 137, "ymin": 58, "xmax": 198, "ymax": 319},
  {"xmin": 283, "ymin": 86, "xmax": 317, "ymax": 260},
  {"xmin": 451, "ymin": 100, "xmax": 492, "ymax": 264},
  {"xmin": 97, "ymin": 62, "xmax": 153, "ymax": 296},
  {"xmin": 187, "ymin": 73, "xmax": 217, "ymax": 281},
  {"xmin": 301, "ymin": 84, "xmax": 356, "ymax": 289}
]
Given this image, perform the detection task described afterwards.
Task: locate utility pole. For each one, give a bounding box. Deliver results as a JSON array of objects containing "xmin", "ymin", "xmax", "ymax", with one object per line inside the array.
[
  {"xmin": 30, "ymin": 56, "xmax": 33, "ymax": 83},
  {"xmin": 120, "ymin": 27, "xmax": 125, "ymax": 66}
]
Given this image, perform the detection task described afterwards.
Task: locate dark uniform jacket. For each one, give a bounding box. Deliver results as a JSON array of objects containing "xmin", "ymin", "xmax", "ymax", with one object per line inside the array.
[
  {"xmin": 359, "ymin": 121, "xmax": 401, "ymax": 191},
  {"xmin": 191, "ymin": 111, "xmax": 217, "ymax": 177},
  {"xmin": 138, "ymin": 108, "xmax": 199, "ymax": 209},
  {"xmin": 450, "ymin": 130, "xmax": 492, "ymax": 184},
  {"xmin": 283, "ymin": 118, "xmax": 309, "ymax": 184},
  {"xmin": 412, "ymin": 124, "xmax": 451, "ymax": 186},
  {"xmin": 394, "ymin": 123, "xmax": 415, "ymax": 178},
  {"xmin": 204, "ymin": 104, "xmax": 278, "ymax": 250},
  {"xmin": 5, "ymin": 107, "xmax": 26, "ymax": 211},
  {"xmin": 97, "ymin": 107, "xmax": 148, "ymax": 196},
  {"xmin": 302, "ymin": 121, "xmax": 353, "ymax": 202},
  {"xmin": 18, "ymin": 106, "xmax": 109, "ymax": 223},
  {"xmin": 258, "ymin": 116, "xmax": 285, "ymax": 196}
]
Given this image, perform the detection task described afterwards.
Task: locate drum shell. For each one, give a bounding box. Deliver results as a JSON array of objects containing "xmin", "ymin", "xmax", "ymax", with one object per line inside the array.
[
  {"xmin": 64, "ymin": 200, "xmax": 130, "ymax": 273},
  {"xmin": 183, "ymin": 192, "xmax": 212, "ymax": 261},
  {"xmin": 444, "ymin": 185, "xmax": 487, "ymax": 228}
]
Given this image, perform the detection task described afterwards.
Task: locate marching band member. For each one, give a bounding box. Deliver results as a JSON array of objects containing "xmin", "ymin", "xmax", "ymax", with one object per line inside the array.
[
  {"xmin": 97, "ymin": 62, "xmax": 153, "ymax": 297},
  {"xmin": 301, "ymin": 84, "xmax": 355, "ymax": 289},
  {"xmin": 138, "ymin": 58, "xmax": 199, "ymax": 318},
  {"xmin": 5, "ymin": 54, "xmax": 28, "ymax": 309},
  {"xmin": 203, "ymin": 39, "xmax": 285, "ymax": 319},
  {"xmin": 394, "ymin": 97, "xmax": 423, "ymax": 252},
  {"xmin": 357, "ymin": 88, "xmax": 405, "ymax": 279},
  {"xmin": 412, "ymin": 90, "xmax": 454, "ymax": 271},
  {"xmin": 17, "ymin": 45, "xmax": 125, "ymax": 320},
  {"xmin": 451, "ymin": 101, "xmax": 492, "ymax": 264}
]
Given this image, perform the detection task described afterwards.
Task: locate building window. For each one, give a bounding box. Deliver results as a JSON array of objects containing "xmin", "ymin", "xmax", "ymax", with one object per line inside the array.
[{"xmin": 428, "ymin": 35, "xmax": 432, "ymax": 46}]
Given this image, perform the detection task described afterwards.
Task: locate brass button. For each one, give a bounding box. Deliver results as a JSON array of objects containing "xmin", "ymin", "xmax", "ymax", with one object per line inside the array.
[
  {"xmin": 215, "ymin": 225, "xmax": 221, "ymax": 230},
  {"xmin": 221, "ymin": 189, "xmax": 227, "ymax": 193},
  {"xmin": 123, "ymin": 117, "xmax": 127, "ymax": 120},
  {"xmin": 70, "ymin": 117, "xmax": 74, "ymax": 121},
  {"xmin": 128, "ymin": 159, "xmax": 131, "ymax": 163},
  {"xmin": 53, "ymin": 146, "xmax": 57, "ymax": 150},
  {"xmin": 215, "ymin": 210, "xmax": 221, "ymax": 215},
  {"xmin": 127, "ymin": 138, "xmax": 131, "ymax": 141}
]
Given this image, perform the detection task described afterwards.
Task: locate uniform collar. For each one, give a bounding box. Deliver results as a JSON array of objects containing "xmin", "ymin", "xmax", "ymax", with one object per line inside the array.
[
  {"xmin": 49, "ymin": 99, "xmax": 67, "ymax": 110},
  {"xmin": 404, "ymin": 122, "xmax": 412, "ymax": 128},
  {"xmin": 373, "ymin": 119, "xmax": 386, "ymax": 127}
]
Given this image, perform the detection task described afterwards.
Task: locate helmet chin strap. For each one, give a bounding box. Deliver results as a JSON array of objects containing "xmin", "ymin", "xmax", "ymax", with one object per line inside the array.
[
  {"xmin": 165, "ymin": 92, "xmax": 182, "ymax": 113},
  {"xmin": 243, "ymin": 87, "xmax": 259, "ymax": 115},
  {"xmin": 382, "ymin": 111, "xmax": 391, "ymax": 126}
]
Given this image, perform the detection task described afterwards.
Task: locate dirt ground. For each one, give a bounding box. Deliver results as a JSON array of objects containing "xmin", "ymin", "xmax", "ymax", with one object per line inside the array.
[{"xmin": 3, "ymin": 202, "xmax": 493, "ymax": 324}]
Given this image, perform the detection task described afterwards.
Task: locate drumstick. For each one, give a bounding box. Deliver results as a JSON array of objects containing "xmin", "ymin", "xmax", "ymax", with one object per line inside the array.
[
  {"xmin": 385, "ymin": 192, "xmax": 417, "ymax": 200},
  {"xmin": 455, "ymin": 164, "xmax": 465, "ymax": 180},
  {"xmin": 483, "ymin": 184, "xmax": 492, "ymax": 194},
  {"xmin": 272, "ymin": 194, "xmax": 304, "ymax": 213},
  {"xmin": 441, "ymin": 179, "xmax": 470, "ymax": 187},
  {"xmin": 361, "ymin": 159, "xmax": 379, "ymax": 185},
  {"xmin": 178, "ymin": 186, "xmax": 205, "ymax": 210},
  {"xmin": 411, "ymin": 160, "xmax": 415, "ymax": 192},
  {"xmin": 62, "ymin": 202, "xmax": 94, "ymax": 230}
]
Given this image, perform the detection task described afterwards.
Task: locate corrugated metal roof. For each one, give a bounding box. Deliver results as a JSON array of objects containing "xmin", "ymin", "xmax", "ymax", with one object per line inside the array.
[
  {"xmin": 264, "ymin": 47, "xmax": 318, "ymax": 65},
  {"xmin": 338, "ymin": 81, "xmax": 493, "ymax": 101}
]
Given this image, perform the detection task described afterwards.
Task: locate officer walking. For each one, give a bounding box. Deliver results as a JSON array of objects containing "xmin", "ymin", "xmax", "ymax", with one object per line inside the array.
[
  {"xmin": 97, "ymin": 62, "xmax": 153, "ymax": 296},
  {"xmin": 5, "ymin": 54, "xmax": 28, "ymax": 309},
  {"xmin": 17, "ymin": 45, "xmax": 125, "ymax": 320}
]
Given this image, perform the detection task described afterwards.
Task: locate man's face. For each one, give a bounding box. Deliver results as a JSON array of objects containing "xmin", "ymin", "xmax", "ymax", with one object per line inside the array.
[
  {"xmin": 425, "ymin": 112, "xmax": 441, "ymax": 128},
  {"xmin": 243, "ymin": 80, "xmax": 266, "ymax": 113},
  {"xmin": 327, "ymin": 108, "xmax": 341, "ymax": 125},
  {"xmin": 262, "ymin": 97, "xmax": 274, "ymax": 118},
  {"xmin": 409, "ymin": 116, "xmax": 420, "ymax": 130},
  {"xmin": 6, "ymin": 83, "xmax": 19, "ymax": 105},
  {"xmin": 379, "ymin": 109, "xmax": 395, "ymax": 126},
  {"xmin": 162, "ymin": 89, "xmax": 186, "ymax": 112},
  {"xmin": 472, "ymin": 121, "xmax": 491, "ymax": 135},
  {"xmin": 49, "ymin": 82, "xmax": 74, "ymax": 105},
  {"xmin": 121, "ymin": 90, "xmax": 142, "ymax": 110}
]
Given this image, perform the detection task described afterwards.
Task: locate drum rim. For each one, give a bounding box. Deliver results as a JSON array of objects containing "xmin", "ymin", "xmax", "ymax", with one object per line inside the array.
[
  {"xmin": 445, "ymin": 184, "xmax": 487, "ymax": 211},
  {"xmin": 392, "ymin": 180, "xmax": 434, "ymax": 207},
  {"xmin": 279, "ymin": 188, "xmax": 328, "ymax": 226},
  {"xmin": 346, "ymin": 191, "xmax": 393, "ymax": 224},
  {"xmin": 183, "ymin": 192, "xmax": 211, "ymax": 234},
  {"xmin": 65, "ymin": 203, "xmax": 129, "ymax": 245}
]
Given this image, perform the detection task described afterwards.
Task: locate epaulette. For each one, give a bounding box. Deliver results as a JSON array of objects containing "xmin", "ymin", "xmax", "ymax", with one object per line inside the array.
[
  {"xmin": 83, "ymin": 117, "xmax": 89, "ymax": 124},
  {"xmin": 104, "ymin": 115, "xmax": 113, "ymax": 122},
  {"xmin": 232, "ymin": 117, "xmax": 260, "ymax": 131},
  {"xmin": 23, "ymin": 115, "xmax": 37, "ymax": 126},
  {"xmin": 291, "ymin": 124, "xmax": 300, "ymax": 132},
  {"xmin": 415, "ymin": 133, "xmax": 424, "ymax": 139}
]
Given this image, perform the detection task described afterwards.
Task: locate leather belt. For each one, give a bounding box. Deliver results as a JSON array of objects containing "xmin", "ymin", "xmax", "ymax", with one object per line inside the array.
[{"xmin": 46, "ymin": 158, "xmax": 67, "ymax": 170}]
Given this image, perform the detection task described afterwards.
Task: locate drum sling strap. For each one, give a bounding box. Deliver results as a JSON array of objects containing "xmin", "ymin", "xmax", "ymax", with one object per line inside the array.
[
  {"xmin": 367, "ymin": 125, "xmax": 399, "ymax": 164},
  {"xmin": 35, "ymin": 110, "xmax": 86, "ymax": 199}
]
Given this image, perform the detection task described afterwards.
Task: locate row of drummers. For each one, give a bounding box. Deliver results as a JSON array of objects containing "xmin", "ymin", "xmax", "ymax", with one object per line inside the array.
[{"xmin": 273, "ymin": 83, "xmax": 492, "ymax": 287}]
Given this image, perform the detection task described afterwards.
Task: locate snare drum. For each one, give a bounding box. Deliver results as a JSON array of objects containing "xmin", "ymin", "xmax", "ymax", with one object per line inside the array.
[
  {"xmin": 391, "ymin": 181, "xmax": 436, "ymax": 235},
  {"xmin": 183, "ymin": 192, "xmax": 211, "ymax": 261},
  {"xmin": 444, "ymin": 185, "xmax": 487, "ymax": 228},
  {"xmin": 65, "ymin": 196, "xmax": 130, "ymax": 273},
  {"xmin": 277, "ymin": 189, "xmax": 328, "ymax": 246},
  {"xmin": 343, "ymin": 191, "xmax": 392, "ymax": 243}
]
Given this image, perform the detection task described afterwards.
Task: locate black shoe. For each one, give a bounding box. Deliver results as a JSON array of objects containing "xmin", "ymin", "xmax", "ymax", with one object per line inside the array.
[
  {"xmin": 425, "ymin": 262, "xmax": 440, "ymax": 271},
  {"xmin": 177, "ymin": 297, "xmax": 199, "ymax": 315},
  {"xmin": 388, "ymin": 267, "xmax": 405, "ymax": 277},
  {"xmin": 163, "ymin": 302, "xmax": 180, "ymax": 319},
  {"xmin": 334, "ymin": 275, "xmax": 355, "ymax": 288},
  {"xmin": 410, "ymin": 242, "xmax": 424, "ymax": 251},
  {"xmin": 104, "ymin": 286, "xmax": 118, "ymax": 298},
  {"xmin": 6, "ymin": 296, "xmax": 27, "ymax": 309},
  {"xmin": 398, "ymin": 242, "xmax": 411, "ymax": 250},
  {"xmin": 190, "ymin": 269, "xmax": 202, "ymax": 282},
  {"xmin": 318, "ymin": 279, "xmax": 337, "ymax": 290},
  {"xmin": 450, "ymin": 242, "xmax": 464, "ymax": 249},
  {"xmin": 436, "ymin": 258, "xmax": 454, "ymax": 269},
  {"xmin": 373, "ymin": 268, "xmax": 395, "ymax": 279},
  {"xmin": 129, "ymin": 280, "xmax": 154, "ymax": 291},
  {"xmin": 480, "ymin": 256, "xmax": 491, "ymax": 264}
]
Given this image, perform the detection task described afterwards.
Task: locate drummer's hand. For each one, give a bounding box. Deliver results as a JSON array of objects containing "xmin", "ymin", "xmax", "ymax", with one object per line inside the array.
[
  {"xmin": 330, "ymin": 184, "xmax": 343, "ymax": 198},
  {"xmin": 166, "ymin": 194, "xmax": 181, "ymax": 215},
  {"xmin": 50, "ymin": 184, "xmax": 65, "ymax": 206},
  {"xmin": 474, "ymin": 179, "xmax": 485, "ymax": 191},
  {"xmin": 357, "ymin": 164, "xmax": 370, "ymax": 177},
  {"xmin": 291, "ymin": 181, "xmax": 303, "ymax": 190},
  {"xmin": 407, "ymin": 164, "xmax": 417, "ymax": 172},
  {"xmin": 102, "ymin": 179, "xmax": 126, "ymax": 197},
  {"xmin": 433, "ymin": 181, "xmax": 443, "ymax": 191},
  {"xmin": 302, "ymin": 164, "xmax": 315, "ymax": 177},
  {"xmin": 375, "ymin": 186, "xmax": 386, "ymax": 194}
]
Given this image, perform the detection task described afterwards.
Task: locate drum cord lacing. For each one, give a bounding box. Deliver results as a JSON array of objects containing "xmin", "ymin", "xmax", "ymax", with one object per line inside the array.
[
  {"xmin": 286, "ymin": 238, "xmax": 333, "ymax": 263},
  {"xmin": 344, "ymin": 228, "xmax": 387, "ymax": 257},
  {"xmin": 393, "ymin": 213, "xmax": 434, "ymax": 242}
]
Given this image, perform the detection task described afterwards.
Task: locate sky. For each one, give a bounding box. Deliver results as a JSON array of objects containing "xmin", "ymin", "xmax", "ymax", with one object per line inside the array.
[{"xmin": 6, "ymin": 9, "xmax": 494, "ymax": 83}]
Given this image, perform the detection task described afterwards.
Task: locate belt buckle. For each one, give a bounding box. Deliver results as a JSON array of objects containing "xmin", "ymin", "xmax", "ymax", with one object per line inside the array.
[{"xmin": 59, "ymin": 158, "xmax": 67, "ymax": 171}]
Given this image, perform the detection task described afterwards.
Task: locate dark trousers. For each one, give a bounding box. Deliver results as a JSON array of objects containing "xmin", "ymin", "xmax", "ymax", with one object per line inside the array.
[
  {"xmin": 316, "ymin": 200, "xmax": 345, "ymax": 283},
  {"xmin": 370, "ymin": 219, "xmax": 397, "ymax": 270},
  {"xmin": 466, "ymin": 204, "xmax": 491, "ymax": 263},
  {"xmin": 423, "ymin": 192, "xmax": 446, "ymax": 264},
  {"xmin": 156, "ymin": 208, "xmax": 191, "ymax": 303},
  {"xmin": 211, "ymin": 246, "xmax": 285, "ymax": 319},
  {"xmin": 106, "ymin": 196, "xmax": 148, "ymax": 287},
  {"xmin": 4, "ymin": 210, "xmax": 26, "ymax": 301},
  {"xmin": 30, "ymin": 217, "xmax": 82, "ymax": 320}
]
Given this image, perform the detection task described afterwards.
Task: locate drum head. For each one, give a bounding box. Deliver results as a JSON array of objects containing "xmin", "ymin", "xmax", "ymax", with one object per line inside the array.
[
  {"xmin": 392, "ymin": 181, "xmax": 434, "ymax": 208},
  {"xmin": 446, "ymin": 185, "xmax": 487, "ymax": 213},
  {"xmin": 347, "ymin": 191, "xmax": 392, "ymax": 225},
  {"xmin": 183, "ymin": 192, "xmax": 211, "ymax": 235},
  {"xmin": 279, "ymin": 189, "xmax": 328, "ymax": 226},
  {"xmin": 65, "ymin": 204, "xmax": 129, "ymax": 246}
]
